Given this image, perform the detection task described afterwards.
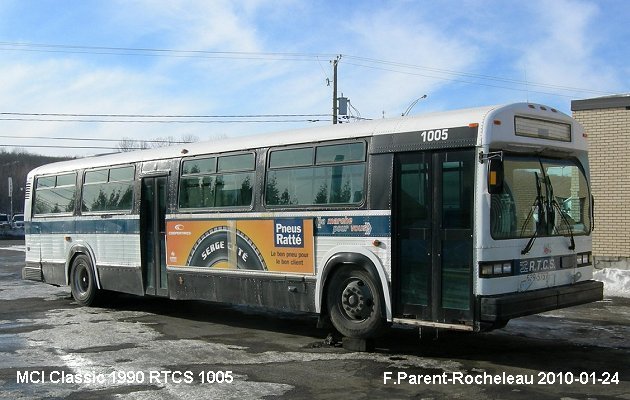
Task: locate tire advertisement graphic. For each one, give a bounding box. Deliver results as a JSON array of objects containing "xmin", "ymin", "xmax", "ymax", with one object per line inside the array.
[
  {"xmin": 186, "ymin": 226, "xmax": 267, "ymax": 270},
  {"xmin": 166, "ymin": 219, "xmax": 314, "ymax": 274}
]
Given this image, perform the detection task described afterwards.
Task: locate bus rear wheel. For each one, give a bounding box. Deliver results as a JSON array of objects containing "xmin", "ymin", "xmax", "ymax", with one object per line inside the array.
[
  {"xmin": 70, "ymin": 254, "xmax": 99, "ymax": 306},
  {"xmin": 326, "ymin": 266, "xmax": 386, "ymax": 339}
]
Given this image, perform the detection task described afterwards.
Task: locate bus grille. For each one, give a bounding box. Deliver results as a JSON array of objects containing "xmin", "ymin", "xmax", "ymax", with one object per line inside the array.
[
  {"xmin": 24, "ymin": 182, "xmax": 32, "ymax": 200},
  {"xmin": 22, "ymin": 266, "xmax": 42, "ymax": 281}
]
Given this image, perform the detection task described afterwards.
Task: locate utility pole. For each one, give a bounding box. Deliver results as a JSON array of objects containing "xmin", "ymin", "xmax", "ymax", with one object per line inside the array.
[
  {"xmin": 332, "ymin": 55, "xmax": 341, "ymax": 125},
  {"xmin": 8, "ymin": 177, "xmax": 12, "ymax": 220}
]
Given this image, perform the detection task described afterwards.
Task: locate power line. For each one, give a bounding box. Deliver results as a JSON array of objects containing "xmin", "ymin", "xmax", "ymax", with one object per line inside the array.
[
  {"xmin": 0, "ymin": 117, "xmax": 329, "ymax": 123},
  {"xmin": 342, "ymin": 61, "xmax": 607, "ymax": 99},
  {"xmin": 0, "ymin": 41, "xmax": 337, "ymax": 61},
  {"xmin": 342, "ymin": 55, "xmax": 616, "ymax": 96},
  {"xmin": 0, "ymin": 112, "xmax": 330, "ymax": 124},
  {"xmin": 0, "ymin": 144, "xmax": 121, "ymax": 150},
  {"xmin": 1, "ymin": 41, "xmax": 617, "ymax": 97},
  {"xmin": 0, "ymin": 134, "xmax": 191, "ymax": 143},
  {"xmin": 0, "ymin": 112, "xmax": 331, "ymax": 118}
]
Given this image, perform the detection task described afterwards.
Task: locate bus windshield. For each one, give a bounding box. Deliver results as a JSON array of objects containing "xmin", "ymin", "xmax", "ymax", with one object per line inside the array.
[{"xmin": 491, "ymin": 155, "xmax": 591, "ymax": 239}]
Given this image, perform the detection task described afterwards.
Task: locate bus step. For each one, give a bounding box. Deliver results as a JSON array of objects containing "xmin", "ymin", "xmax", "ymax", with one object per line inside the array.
[{"xmin": 392, "ymin": 318, "xmax": 474, "ymax": 331}]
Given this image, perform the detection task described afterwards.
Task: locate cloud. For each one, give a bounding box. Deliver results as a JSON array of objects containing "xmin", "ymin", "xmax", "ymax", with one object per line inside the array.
[
  {"xmin": 0, "ymin": 0, "xmax": 627, "ymax": 156},
  {"xmin": 0, "ymin": 57, "xmax": 210, "ymax": 156},
  {"xmin": 110, "ymin": 0, "xmax": 265, "ymax": 52},
  {"xmin": 339, "ymin": 6, "xmax": 479, "ymax": 117},
  {"xmin": 518, "ymin": 0, "xmax": 623, "ymax": 98}
]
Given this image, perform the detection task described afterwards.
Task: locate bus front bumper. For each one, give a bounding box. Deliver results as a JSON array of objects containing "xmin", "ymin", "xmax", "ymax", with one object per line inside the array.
[{"xmin": 479, "ymin": 280, "xmax": 604, "ymax": 322}]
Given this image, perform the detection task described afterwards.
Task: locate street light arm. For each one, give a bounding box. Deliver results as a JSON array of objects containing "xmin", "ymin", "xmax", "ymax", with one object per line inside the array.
[{"xmin": 401, "ymin": 94, "xmax": 427, "ymax": 116}]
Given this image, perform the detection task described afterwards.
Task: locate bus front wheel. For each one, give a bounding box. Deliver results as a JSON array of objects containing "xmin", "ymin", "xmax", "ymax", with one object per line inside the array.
[
  {"xmin": 70, "ymin": 254, "xmax": 99, "ymax": 306},
  {"xmin": 326, "ymin": 266, "xmax": 386, "ymax": 339}
]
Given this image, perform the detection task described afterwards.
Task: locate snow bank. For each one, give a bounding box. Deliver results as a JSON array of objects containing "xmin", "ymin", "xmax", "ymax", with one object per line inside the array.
[{"xmin": 594, "ymin": 268, "xmax": 630, "ymax": 298}]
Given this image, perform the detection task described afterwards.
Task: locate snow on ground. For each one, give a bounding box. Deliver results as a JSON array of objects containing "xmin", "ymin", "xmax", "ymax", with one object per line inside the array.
[
  {"xmin": 595, "ymin": 268, "xmax": 630, "ymax": 298},
  {"xmin": 0, "ymin": 244, "xmax": 25, "ymax": 252}
]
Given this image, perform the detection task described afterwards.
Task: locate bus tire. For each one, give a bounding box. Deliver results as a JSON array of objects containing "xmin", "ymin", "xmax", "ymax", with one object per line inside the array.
[
  {"xmin": 326, "ymin": 266, "xmax": 386, "ymax": 339},
  {"xmin": 70, "ymin": 254, "xmax": 99, "ymax": 306}
]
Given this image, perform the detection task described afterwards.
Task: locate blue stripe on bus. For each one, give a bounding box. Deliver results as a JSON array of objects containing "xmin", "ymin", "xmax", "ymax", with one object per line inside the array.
[
  {"xmin": 25, "ymin": 214, "xmax": 391, "ymax": 237},
  {"xmin": 26, "ymin": 219, "xmax": 140, "ymax": 235}
]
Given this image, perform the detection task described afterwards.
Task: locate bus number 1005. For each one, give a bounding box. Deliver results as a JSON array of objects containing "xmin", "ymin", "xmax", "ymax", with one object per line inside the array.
[{"xmin": 420, "ymin": 129, "xmax": 449, "ymax": 142}]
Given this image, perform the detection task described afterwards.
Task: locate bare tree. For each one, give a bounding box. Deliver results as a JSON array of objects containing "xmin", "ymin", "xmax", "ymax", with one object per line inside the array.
[
  {"xmin": 180, "ymin": 134, "xmax": 199, "ymax": 143},
  {"xmin": 118, "ymin": 137, "xmax": 149, "ymax": 152},
  {"xmin": 118, "ymin": 134, "xmax": 201, "ymax": 152},
  {"xmin": 150, "ymin": 136, "xmax": 176, "ymax": 148}
]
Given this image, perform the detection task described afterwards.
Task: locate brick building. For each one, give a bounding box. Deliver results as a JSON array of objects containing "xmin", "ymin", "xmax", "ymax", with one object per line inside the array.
[{"xmin": 572, "ymin": 95, "xmax": 630, "ymax": 269}]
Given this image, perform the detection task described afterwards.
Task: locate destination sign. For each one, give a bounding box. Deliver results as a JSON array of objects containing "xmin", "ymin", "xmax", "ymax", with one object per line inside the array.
[{"xmin": 370, "ymin": 125, "xmax": 478, "ymax": 154}]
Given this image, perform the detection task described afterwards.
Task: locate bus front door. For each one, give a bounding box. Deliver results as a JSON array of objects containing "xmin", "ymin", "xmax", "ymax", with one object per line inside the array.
[
  {"xmin": 394, "ymin": 150, "xmax": 474, "ymax": 325},
  {"xmin": 140, "ymin": 175, "xmax": 168, "ymax": 297}
]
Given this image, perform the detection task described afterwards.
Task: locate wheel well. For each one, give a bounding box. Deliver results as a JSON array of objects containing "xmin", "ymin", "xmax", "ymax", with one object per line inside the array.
[
  {"xmin": 320, "ymin": 253, "xmax": 385, "ymax": 318},
  {"xmin": 66, "ymin": 247, "xmax": 99, "ymax": 289}
]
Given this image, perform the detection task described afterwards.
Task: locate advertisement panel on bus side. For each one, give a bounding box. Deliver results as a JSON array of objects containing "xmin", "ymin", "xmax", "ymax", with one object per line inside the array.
[{"xmin": 166, "ymin": 218, "xmax": 315, "ymax": 274}]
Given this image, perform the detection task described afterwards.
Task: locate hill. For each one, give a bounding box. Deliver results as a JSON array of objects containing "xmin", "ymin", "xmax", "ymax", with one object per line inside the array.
[{"xmin": 0, "ymin": 150, "xmax": 74, "ymax": 216}]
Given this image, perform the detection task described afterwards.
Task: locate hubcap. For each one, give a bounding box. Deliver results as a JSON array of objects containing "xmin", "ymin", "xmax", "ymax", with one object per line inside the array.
[
  {"xmin": 77, "ymin": 267, "xmax": 89, "ymax": 293},
  {"xmin": 341, "ymin": 279, "xmax": 374, "ymax": 321}
]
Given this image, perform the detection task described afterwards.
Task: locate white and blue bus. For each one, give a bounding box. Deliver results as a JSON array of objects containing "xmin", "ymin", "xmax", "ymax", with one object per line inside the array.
[{"xmin": 23, "ymin": 103, "xmax": 603, "ymax": 339}]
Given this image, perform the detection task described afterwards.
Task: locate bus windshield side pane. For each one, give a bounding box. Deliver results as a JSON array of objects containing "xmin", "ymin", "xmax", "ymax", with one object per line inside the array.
[{"xmin": 542, "ymin": 159, "xmax": 591, "ymax": 235}]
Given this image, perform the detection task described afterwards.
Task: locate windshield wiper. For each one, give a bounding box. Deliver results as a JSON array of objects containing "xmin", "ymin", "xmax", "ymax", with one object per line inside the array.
[
  {"xmin": 521, "ymin": 172, "xmax": 544, "ymax": 255},
  {"xmin": 547, "ymin": 178, "xmax": 576, "ymax": 251},
  {"xmin": 552, "ymin": 200, "xmax": 576, "ymax": 250}
]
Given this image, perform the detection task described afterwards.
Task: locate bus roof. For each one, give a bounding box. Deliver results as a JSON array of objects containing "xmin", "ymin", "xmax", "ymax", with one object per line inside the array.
[{"xmin": 28, "ymin": 103, "xmax": 574, "ymax": 176}]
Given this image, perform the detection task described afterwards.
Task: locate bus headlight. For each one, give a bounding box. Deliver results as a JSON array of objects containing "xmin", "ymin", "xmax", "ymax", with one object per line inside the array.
[{"xmin": 480, "ymin": 261, "xmax": 513, "ymax": 278}]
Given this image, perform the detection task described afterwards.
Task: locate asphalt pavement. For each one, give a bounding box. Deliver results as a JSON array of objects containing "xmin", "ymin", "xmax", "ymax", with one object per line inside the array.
[{"xmin": 0, "ymin": 240, "xmax": 628, "ymax": 399}]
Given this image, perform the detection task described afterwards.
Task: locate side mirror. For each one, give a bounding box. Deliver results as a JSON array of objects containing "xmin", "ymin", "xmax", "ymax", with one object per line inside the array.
[{"xmin": 488, "ymin": 159, "xmax": 504, "ymax": 194}]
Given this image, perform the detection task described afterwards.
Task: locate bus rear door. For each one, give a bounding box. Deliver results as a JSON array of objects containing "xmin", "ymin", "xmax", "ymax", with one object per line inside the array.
[{"xmin": 140, "ymin": 175, "xmax": 168, "ymax": 297}]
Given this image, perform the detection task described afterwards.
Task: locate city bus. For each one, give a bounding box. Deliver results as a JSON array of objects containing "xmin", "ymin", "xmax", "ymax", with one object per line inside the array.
[{"xmin": 22, "ymin": 103, "xmax": 603, "ymax": 340}]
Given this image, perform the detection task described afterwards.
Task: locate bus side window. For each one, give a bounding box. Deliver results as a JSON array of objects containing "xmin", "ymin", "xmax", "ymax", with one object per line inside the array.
[
  {"xmin": 34, "ymin": 173, "xmax": 77, "ymax": 216},
  {"xmin": 82, "ymin": 166, "xmax": 134, "ymax": 213},
  {"xmin": 179, "ymin": 153, "xmax": 255, "ymax": 209},
  {"xmin": 266, "ymin": 142, "xmax": 366, "ymax": 207}
]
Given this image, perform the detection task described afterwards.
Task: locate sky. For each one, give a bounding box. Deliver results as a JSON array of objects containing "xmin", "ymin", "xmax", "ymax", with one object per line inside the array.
[{"xmin": 0, "ymin": 0, "xmax": 628, "ymax": 157}]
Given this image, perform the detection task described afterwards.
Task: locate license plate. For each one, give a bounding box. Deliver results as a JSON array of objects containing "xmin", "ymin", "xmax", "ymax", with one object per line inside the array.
[
  {"xmin": 525, "ymin": 271, "xmax": 549, "ymax": 282},
  {"xmin": 519, "ymin": 271, "xmax": 550, "ymax": 291}
]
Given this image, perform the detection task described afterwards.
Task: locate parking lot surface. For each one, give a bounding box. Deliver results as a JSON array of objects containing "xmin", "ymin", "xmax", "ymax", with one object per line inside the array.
[{"xmin": 0, "ymin": 241, "xmax": 628, "ymax": 399}]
